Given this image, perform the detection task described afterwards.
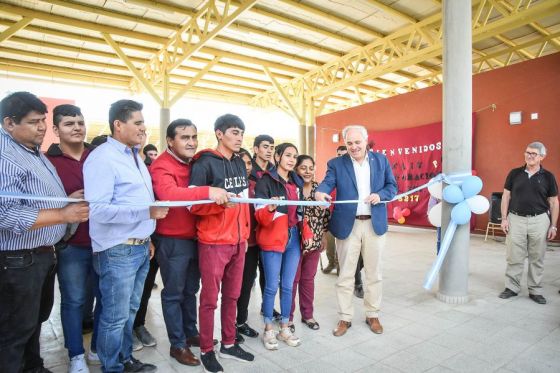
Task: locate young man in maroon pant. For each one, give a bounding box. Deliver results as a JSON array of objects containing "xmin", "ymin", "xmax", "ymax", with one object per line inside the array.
[
  {"xmin": 149, "ymin": 119, "xmax": 228, "ymax": 367},
  {"xmin": 189, "ymin": 114, "xmax": 254, "ymax": 373}
]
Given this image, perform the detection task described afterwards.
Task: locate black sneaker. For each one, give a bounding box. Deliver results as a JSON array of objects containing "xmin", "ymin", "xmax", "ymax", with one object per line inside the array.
[
  {"xmin": 123, "ymin": 356, "xmax": 157, "ymax": 372},
  {"xmin": 273, "ymin": 309, "xmax": 282, "ymax": 322},
  {"xmin": 219, "ymin": 343, "xmax": 254, "ymax": 362},
  {"xmin": 237, "ymin": 323, "xmax": 259, "ymax": 338},
  {"xmin": 529, "ymin": 294, "xmax": 547, "ymax": 304},
  {"xmin": 235, "ymin": 329, "xmax": 245, "ymax": 344},
  {"xmin": 201, "ymin": 351, "xmax": 223, "ymax": 373},
  {"xmin": 498, "ymin": 288, "xmax": 518, "ymax": 299}
]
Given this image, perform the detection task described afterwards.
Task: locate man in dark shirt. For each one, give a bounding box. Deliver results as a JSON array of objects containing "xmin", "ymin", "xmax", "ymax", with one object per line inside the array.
[
  {"xmin": 0, "ymin": 92, "xmax": 89, "ymax": 373},
  {"xmin": 499, "ymin": 142, "xmax": 558, "ymax": 304},
  {"xmin": 46, "ymin": 104, "xmax": 100, "ymax": 371}
]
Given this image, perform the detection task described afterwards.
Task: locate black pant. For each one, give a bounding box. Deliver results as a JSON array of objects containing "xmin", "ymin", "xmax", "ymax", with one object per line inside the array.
[
  {"xmin": 355, "ymin": 254, "xmax": 364, "ymax": 287},
  {"xmin": 237, "ymin": 245, "xmax": 261, "ymax": 325},
  {"xmin": 0, "ymin": 249, "xmax": 56, "ymax": 373},
  {"xmin": 134, "ymin": 256, "xmax": 159, "ymax": 328}
]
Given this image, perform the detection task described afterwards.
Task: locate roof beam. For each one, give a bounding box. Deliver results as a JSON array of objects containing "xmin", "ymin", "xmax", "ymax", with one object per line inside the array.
[
  {"xmin": 0, "ymin": 3, "xmax": 165, "ymax": 44},
  {"xmin": 102, "ymin": 32, "xmax": 162, "ymax": 105},
  {"xmin": 251, "ymin": 0, "xmax": 560, "ymax": 107},
  {"xmin": 140, "ymin": 0, "xmax": 258, "ymax": 85},
  {"xmin": 0, "ymin": 16, "xmax": 32, "ymax": 43},
  {"xmin": 170, "ymin": 57, "xmax": 221, "ymax": 106},
  {"xmin": 263, "ymin": 66, "xmax": 302, "ymax": 122}
]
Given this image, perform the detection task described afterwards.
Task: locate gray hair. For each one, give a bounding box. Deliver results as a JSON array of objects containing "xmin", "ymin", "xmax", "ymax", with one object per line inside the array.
[
  {"xmin": 342, "ymin": 125, "xmax": 368, "ymax": 142},
  {"xmin": 527, "ymin": 141, "xmax": 546, "ymax": 156}
]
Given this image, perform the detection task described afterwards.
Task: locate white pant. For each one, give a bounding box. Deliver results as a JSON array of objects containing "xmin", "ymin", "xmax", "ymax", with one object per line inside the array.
[{"xmin": 335, "ymin": 220, "xmax": 386, "ymax": 321}]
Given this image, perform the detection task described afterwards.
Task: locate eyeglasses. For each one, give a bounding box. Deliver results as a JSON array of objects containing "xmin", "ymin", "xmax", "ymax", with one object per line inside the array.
[{"xmin": 525, "ymin": 151, "xmax": 540, "ymax": 158}]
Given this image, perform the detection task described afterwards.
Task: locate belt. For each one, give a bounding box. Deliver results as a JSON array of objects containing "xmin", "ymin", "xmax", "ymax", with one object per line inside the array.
[
  {"xmin": 355, "ymin": 215, "xmax": 371, "ymax": 220},
  {"xmin": 124, "ymin": 238, "xmax": 150, "ymax": 245},
  {"xmin": 0, "ymin": 246, "xmax": 55, "ymax": 255},
  {"xmin": 510, "ymin": 211, "xmax": 545, "ymax": 218}
]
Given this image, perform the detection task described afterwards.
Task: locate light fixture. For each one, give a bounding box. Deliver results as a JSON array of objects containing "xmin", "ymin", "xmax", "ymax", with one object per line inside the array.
[
  {"xmin": 332, "ymin": 133, "xmax": 339, "ymax": 143},
  {"xmin": 509, "ymin": 111, "xmax": 522, "ymax": 125}
]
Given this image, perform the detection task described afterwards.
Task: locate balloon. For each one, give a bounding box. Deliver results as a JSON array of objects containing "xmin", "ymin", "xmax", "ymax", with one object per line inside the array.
[
  {"xmin": 392, "ymin": 207, "xmax": 402, "ymax": 220},
  {"xmin": 398, "ymin": 217, "xmax": 405, "ymax": 224},
  {"xmin": 461, "ymin": 176, "xmax": 483, "ymax": 199},
  {"xmin": 428, "ymin": 179, "xmax": 443, "ymax": 199},
  {"xmin": 402, "ymin": 208, "xmax": 411, "ymax": 217},
  {"xmin": 466, "ymin": 195, "xmax": 490, "ymax": 214},
  {"xmin": 443, "ymin": 184, "xmax": 464, "ymax": 204},
  {"xmin": 451, "ymin": 201, "xmax": 472, "ymax": 225},
  {"xmin": 428, "ymin": 201, "xmax": 442, "ymax": 227}
]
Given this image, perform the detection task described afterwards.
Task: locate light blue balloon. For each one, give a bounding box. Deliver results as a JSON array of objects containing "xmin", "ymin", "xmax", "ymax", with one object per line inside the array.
[
  {"xmin": 461, "ymin": 176, "xmax": 483, "ymax": 199},
  {"xmin": 451, "ymin": 201, "xmax": 472, "ymax": 225},
  {"xmin": 442, "ymin": 184, "xmax": 464, "ymax": 204}
]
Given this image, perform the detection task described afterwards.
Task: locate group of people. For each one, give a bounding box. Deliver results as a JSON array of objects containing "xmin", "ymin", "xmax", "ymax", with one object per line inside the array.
[{"xmin": 0, "ymin": 91, "xmax": 557, "ymax": 373}]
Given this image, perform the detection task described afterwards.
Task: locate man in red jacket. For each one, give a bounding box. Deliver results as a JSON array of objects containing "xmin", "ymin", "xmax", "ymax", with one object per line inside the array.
[
  {"xmin": 189, "ymin": 114, "xmax": 254, "ymax": 373},
  {"xmin": 149, "ymin": 119, "xmax": 228, "ymax": 367}
]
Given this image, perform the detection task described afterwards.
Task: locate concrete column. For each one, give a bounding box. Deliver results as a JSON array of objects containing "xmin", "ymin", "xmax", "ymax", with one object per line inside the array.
[
  {"xmin": 159, "ymin": 107, "xmax": 170, "ymax": 152},
  {"xmin": 307, "ymin": 125, "xmax": 315, "ymax": 158},
  {"xmin": 438, "ymin": 0, "xmax": 472, "ymax": 304}
]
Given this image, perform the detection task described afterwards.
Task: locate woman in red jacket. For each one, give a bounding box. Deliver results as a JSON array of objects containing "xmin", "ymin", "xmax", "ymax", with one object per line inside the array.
[
  {"xmin": 289, "ymin": 155, "xmax": 330, "ymax": 331},
  {"xmin": 255, "ymin": 143, "xmax": 311, "ymax": 350}
]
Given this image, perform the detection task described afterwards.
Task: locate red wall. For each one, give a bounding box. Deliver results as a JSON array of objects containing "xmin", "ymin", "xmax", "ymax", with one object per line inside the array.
[{"xmin": 315, "ymin": 52, "xmax": 560, "ymax": 234}]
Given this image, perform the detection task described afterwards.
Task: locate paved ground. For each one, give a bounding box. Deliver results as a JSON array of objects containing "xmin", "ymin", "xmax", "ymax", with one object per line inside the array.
[{"xmin": 42, "ymin": 226, "xmax": 560, "ymax": 373}]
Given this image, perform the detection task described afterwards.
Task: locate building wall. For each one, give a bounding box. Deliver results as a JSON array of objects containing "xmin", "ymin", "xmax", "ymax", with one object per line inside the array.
[{"xmin": 315, "ymin": 52, "xmax": 560, "ymax": 234}]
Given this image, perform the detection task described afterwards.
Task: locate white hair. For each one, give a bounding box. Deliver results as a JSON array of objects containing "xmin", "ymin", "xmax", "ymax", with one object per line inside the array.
[
  {"xmin": 342, "ymin": 125, "xmax": 368, "ymax": 142},
  {"xmin": 527, "ymin": 141, "xmax": 546, "ymax": 156}
]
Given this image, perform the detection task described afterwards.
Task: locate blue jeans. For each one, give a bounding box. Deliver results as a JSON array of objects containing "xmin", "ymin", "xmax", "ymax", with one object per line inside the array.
[
  {"xmin": 261, "ymin": 226, "xmax": 301, "ymax": 325},
  {"xmin": 154, "ymin": 235, "xmax": 200, "ymax": 349},
  {"xmin": 58, "ymin": 245, "xmax": 101, "ymax": 358},
  {"xmin": 93, "ymin": 243, "xmax": 150, "ymax": 373}
]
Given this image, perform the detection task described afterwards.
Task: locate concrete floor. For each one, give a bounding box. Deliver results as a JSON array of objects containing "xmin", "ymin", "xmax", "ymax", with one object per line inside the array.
[{"xmin": 42, "ymin": 226, "xmax": 560, "ymax": 373}]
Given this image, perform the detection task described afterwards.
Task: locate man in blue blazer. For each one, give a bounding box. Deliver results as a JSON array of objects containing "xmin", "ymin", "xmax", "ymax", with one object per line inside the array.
[{"xmin": 316, "ymin": 125, "xmax": 397, "ymax": 337}]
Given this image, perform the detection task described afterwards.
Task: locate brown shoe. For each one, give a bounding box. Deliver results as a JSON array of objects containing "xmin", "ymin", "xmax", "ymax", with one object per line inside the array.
[
  {"xmin": 332, "ymin": 320, "xmax": 352, "ymax": 337},
  {"xmin": 170, "ymin": 346, "xmax": 200, "ymax": 366},
  {"xmin": 366, "ymin": 317, "xmax": 383, "ymax": 334},
  {"xmin": 186, "ymin": 335, "xmax": 218, "ymax": 348}
]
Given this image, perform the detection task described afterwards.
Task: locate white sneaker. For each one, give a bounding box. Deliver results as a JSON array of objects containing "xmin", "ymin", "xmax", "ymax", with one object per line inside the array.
[
  {"xmin": 262, "ymin": 329, "xmax": 278, "ymax": 350},
  {"xmin": 69, "ymin": 354, "xmax": 90, "ymax": 373},
  {"xmin": 87, "ymin": 350, "xmax": 101, "ymax": 366},
  {"xmin": 277, "ymin": 327, "xmax": 301, "ymax": 347}
]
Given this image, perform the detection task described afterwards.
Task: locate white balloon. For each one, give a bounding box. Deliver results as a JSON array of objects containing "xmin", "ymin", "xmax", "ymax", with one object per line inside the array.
[
  {"xmin": 428, "ymin": 201, "xmax": 442, "ymax": 227},
  {"xmin": 428, "ymin": 179, "xmax": 443, "ymax": 199},
  {"xmin": 466, "ymin": 195, "xmax": 490, "ymax": 215}
]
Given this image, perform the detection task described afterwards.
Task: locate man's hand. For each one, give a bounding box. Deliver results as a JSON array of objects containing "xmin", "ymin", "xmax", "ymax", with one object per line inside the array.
[
  {"xmin": 150, "ymin": 206, "xmax": 169, "ymax": 220},
  {"xmin": 501, "ymin": 218, "xmax": 509, "ymax": 234},
  {"xmin": 149, "ymin": 241, "xmax": 155, "ymax": 259},
  {"xmin": 365, "ymin": 193, "xmax": 381, "ymax": 205},
  {"xmin": 68, "ymin": 189, "xmax": 84, "ymax": 199},
  {"xmin": 223, "ymin": 192, "xmax": 238, "ymax": 208},
  {"xmin": 209, "ymin": 187, "xmax": 229, "ymax": 205},
  {"xmin": 268, "ymin": 196, "xmax": 279, "ymax": 212},
  {"xmin": 547, "ymin": 226, "xmax": 557, "ymax": 240},
  {"xmin": 61, "ymin": 202, "xmax": 90, "ymax": 223},
  {"xmin": 314, "ymin": 192, "xmax": 332, "ymax": 209}
]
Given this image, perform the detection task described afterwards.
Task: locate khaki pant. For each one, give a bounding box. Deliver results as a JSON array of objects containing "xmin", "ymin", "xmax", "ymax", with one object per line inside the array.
[
  {"xmin": 505, "ymin": 212, "xmax": 549, "ymax": 295},
  {"xmin": 325, "ymin": 231, "xmax": 338, "ymax": 267},
  {"xmin": 335, "ymin": 220, "xmax": 385, "ymax": 321}
]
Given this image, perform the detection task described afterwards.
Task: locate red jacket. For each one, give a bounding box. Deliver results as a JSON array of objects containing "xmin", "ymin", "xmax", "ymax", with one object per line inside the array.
[{"xmin": 149, "ymin": 150, "xmax": 210, "ymax": 239}]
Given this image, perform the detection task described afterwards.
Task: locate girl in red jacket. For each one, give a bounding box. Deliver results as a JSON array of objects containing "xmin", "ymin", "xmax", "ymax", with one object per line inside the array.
[{"xmin": 255, "ymin": 143, "xmax": 311, "ymax": 350}]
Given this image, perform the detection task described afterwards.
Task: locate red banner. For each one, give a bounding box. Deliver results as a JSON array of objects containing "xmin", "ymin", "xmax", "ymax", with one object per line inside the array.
[{"xmin": 370, "ymin": 122, "xmax": 443, "ymax": 227}]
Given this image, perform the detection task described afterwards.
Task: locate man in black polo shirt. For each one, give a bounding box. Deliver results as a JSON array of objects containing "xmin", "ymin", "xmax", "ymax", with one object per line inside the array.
[{"xmin": 499, "ymin": 142, "xmax": 558, "ymax": 304}]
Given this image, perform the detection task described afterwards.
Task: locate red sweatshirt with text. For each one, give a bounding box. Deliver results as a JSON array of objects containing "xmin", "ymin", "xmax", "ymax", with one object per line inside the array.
[{"xmin": 188, "ymin": 149, "xmax": 250, "ymax": 245}]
